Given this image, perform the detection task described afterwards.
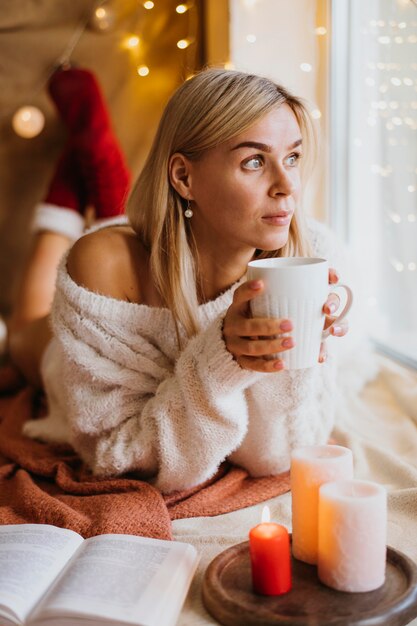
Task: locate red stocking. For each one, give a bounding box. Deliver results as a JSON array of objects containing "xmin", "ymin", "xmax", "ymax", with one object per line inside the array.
[
  {"xmin": 43, "ymin": 146, "xmax": 86, "ymax": 212},
  {"xmin": 33, "ymin": 144, "xmax": 87, "ymax": 240},
  {"xmin": 47, "ymin": 67, "xmax": 131, "ymax": 219}
]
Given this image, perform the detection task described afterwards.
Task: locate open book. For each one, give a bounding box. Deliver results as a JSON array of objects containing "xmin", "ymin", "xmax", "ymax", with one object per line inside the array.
[{"xmin": 0, "ymin": 524, "xmax": 199, "ymax": 626}]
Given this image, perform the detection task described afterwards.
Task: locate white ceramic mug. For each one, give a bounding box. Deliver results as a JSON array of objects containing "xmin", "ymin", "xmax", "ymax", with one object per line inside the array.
[{"xmin": 247, "ymin": 257, "xmax": 353, "ymax": 370}]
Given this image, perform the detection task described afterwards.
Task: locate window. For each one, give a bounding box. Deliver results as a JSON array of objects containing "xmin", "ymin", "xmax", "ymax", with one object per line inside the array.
[{"xmin": 330, "ymin": 0, "xmax": 417, "ymax": 368}]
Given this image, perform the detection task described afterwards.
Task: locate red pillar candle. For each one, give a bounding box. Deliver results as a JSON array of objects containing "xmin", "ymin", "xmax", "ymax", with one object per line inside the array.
[{"xmin": 249, "ymin": 506, "xmax": 292, "ymax": 596}]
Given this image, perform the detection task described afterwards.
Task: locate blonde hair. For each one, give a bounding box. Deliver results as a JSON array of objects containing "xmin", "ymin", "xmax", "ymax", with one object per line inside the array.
[{"xmin": 128, "ymin": 68, "xmax": 315, "ymax": 340}]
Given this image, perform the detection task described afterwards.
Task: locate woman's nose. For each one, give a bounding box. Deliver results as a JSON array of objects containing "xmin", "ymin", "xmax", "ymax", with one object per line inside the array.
[{"xmin": 269, "ymin": 166, "xmax": 296, "ymax": 196}]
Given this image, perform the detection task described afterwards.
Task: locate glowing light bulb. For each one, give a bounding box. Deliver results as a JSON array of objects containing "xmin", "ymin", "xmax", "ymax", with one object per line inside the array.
[
  {"xmin": 12, "ymin": 106, "xmax": 45, "ymax": 138},
  {"xmin": 300, "ymin": 63, "xmax": 312, "ymax": 72},
  {"xmin": 143, "ymin": 1, "xmax": 154, "ymax": 8},
  {"xmin": 176, "ymin": 3, "xmax": 188, "ymax": 13},
  {"xmin": 390, "ymin": 77, "xmax": 402, "ymax": 86},
  {"xmin": 177, "ymin": 38, "xmax": 190, "ymax": 49},
  {"xmin": 124, "ymin": 35, "xmax": 140, "ymax": 48},
  {"xmin": 311, "ymin": 109, "xmax": 321, "ymax": 119},
  {"xmin": 315, "ymin": 26, "xmax": 327, "ymax": 35},
  {"xmin": 137, "ymin": 65, "xmax": 150, "ymax": 76},
  {"xmin": 90, "ymin": 5, "xmax": 115, "ymax": 31},
  {"xmin": 246, "ymin": 34, "xmax": 257, "ymax": 43}
]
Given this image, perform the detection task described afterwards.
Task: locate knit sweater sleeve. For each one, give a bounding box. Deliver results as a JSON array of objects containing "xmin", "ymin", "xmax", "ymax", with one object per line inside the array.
[
  {"xmin": 142, "ymin": 315, "xmax": 261, "ymax": 492},
  {"xmin": 50, "ymin": 269, "xmax": 262, "ymax": 493}
]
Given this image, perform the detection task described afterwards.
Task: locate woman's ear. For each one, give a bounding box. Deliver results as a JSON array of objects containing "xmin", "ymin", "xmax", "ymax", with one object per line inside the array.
[{"xmin": 169, "ymin": 153, "xmax": 193, "ymax": 200}]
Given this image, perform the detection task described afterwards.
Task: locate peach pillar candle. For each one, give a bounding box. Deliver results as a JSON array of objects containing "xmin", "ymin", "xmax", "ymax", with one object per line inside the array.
[
  {"xmin": 318, "ymin": 480, "xmax": 387, "ymax": 592},
  {"xmin": 291, "ymin": 445, "xmax": 353, "ymax": 564}
]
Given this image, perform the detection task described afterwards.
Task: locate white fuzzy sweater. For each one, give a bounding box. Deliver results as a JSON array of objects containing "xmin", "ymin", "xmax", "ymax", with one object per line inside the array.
[{"xmin": 37, "ymin": 221, "xmax": 339, "ymax": 494}]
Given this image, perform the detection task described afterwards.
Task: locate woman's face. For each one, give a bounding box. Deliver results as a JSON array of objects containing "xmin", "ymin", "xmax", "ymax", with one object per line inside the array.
[{"xmin": 187, "ymin": 104, "xmax": 303, "ymax": 257}]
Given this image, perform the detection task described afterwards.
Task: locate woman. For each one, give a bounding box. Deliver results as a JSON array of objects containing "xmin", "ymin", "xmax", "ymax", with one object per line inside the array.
[{"xmin": 14, "ymin": 68, "xmax": 348, "ymax": 493}]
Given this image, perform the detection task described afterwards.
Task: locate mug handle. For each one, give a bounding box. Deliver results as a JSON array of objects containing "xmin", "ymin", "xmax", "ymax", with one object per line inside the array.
[{"xmin": 321, "ymin": 284, "xmax": 353, "ymax": 340}]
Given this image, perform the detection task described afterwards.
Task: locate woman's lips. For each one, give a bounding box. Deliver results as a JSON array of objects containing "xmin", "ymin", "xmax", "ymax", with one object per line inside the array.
[{"xmin": 261, "ymin": 213, "xmax": 292, "ymax": 226}]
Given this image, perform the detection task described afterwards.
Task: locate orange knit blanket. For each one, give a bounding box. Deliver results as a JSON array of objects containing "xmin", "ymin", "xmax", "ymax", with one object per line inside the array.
[{"xmin": 0, "ymin": 375, "xmax": 290, "ymax": 540}]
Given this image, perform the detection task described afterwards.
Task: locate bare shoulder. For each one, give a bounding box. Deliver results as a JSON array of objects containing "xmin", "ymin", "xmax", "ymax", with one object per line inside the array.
[{"xmin": 67, "ymin": 225, "xmax": 145, "ymax": 302}]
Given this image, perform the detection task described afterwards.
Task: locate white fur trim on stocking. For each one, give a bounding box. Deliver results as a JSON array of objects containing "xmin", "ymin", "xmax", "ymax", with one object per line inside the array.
[{"xmin": 32, "ymin": 203, "xmax": 85, "ymax": 240}]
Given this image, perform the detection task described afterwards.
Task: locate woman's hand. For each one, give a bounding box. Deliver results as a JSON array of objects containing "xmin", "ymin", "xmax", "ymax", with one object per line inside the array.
[
  {"xmin": 223, "ymin": 280, "xmax": 294, "ymax": 372},
  {"xmin": 319, "ymin": 268, "xmax": 349, "ymax": 362}
]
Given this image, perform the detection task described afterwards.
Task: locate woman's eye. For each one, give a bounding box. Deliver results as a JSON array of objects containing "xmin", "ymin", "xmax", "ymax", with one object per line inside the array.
[
  {"xmin": 243, "ymin": 156, "xmax": 264, "ymax": 170},
  {"xmin": 286, "ymin": 153, "xmax": 302, "ymax": 166}
]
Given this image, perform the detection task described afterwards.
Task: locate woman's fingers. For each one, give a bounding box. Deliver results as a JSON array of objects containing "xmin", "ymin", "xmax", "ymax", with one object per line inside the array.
[
  {"xmin": 324, "ymin": 269, "xmax": 351, "ymax": 343},
  {"xmin": 226, "ymin": 315, "xmax": 292, "ymax": 338},
  {"xmin": 318, "ymin": 341, "xmax": 327, "ymax": 363},
  {"xmin": 231, "ymin": 279, "xmax": 264, "ymax": 312},
  {"xmin": 328, "ymin": 319, "xmax": 349, "ymax": 337},
  {"xmin": 323, "ymin": 292, "xmax": 341, "ymax": 316},
  {"xmin": 328, "ymin": 267, "xmax": 339, "ymax": 285},
  {"xmin": 319, "ymin": 319, "xmax": 349, "ymax": 362},
  {"xmin": 227, "ymin": 334, "xmax": 295, "ymax": 358},
  {"xmin": 237, "ymin": 355, "xmax": 285, "ymax": 372},
  {"xmin": 223, "ymin": 279, "xmax": 294, "ymax": 370}
]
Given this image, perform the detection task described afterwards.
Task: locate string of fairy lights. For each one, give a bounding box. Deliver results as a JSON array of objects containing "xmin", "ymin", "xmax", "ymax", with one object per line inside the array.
[
  {"xmin": 11, "ymin": 1, "xmax": 197, "ymax": 139},
  {"xmin": 363, "ymin": 8, "xmax": 417, "ymax": 276}
]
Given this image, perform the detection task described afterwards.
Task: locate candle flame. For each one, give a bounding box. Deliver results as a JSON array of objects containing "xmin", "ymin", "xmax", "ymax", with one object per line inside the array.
[{"xmin": 261, "ymin": 505, "xmax": 270, "ymax": 523}]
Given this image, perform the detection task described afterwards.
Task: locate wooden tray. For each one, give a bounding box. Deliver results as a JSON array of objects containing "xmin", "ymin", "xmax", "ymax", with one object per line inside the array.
[{"xmin": 202, "ymin": 540, "xmax": 417, "ymax": 626}]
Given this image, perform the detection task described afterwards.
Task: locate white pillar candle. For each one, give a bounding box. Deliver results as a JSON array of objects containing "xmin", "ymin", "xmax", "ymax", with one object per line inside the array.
[
  {"xmin": 318, "ymin": 479, "xmax": 387, "ymax": 592},
  {"xmin": 291, "ymin": 445, "xmax": 353, "ymax": 564}
]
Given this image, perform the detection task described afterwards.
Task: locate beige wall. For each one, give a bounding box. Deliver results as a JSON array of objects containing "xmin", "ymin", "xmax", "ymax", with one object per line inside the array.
[{"xmin": 0, "ymin": 0, "xmax": 202, "ymax": 315}]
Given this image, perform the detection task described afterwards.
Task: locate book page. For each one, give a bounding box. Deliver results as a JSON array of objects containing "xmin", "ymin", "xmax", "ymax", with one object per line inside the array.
[
  {"xmin": 0, "ymin": 524, "xmax": 83, "ymax": 624},
  {"xmin": 34, "ymin": 534, "xmax": 198, "ymax": 626}
]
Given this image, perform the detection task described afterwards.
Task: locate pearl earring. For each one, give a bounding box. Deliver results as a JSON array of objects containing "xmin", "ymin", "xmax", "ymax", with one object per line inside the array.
[{"xmin": 184, "ymin": 199, "xmax": 193, "ymax": 219}]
